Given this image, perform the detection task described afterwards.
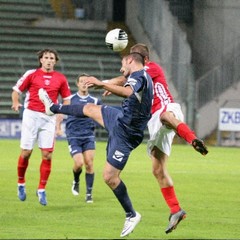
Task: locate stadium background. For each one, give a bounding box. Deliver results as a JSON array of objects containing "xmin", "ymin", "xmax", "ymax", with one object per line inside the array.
[{"xmin": 0, "ymin": 0, "xmax": 239, "ymax": 146}]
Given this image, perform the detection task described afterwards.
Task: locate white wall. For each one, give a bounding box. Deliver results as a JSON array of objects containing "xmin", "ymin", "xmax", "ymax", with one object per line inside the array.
[{"xmin": 193, "ymin": 0, "xmax": 240, "ymax": 77}]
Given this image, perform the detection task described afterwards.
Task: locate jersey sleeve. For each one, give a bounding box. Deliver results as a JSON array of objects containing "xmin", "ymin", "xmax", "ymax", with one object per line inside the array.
[
  {"xmin": 12, "ymin": 69, "xmax": 36, "ymax": 94},
  {"xmin": 125, "ymin": 76, "xmax": 144, "ymax": 93},
  {"xmin": 59, "ymin": 75, "xmax": 71, "ymax": 99}
]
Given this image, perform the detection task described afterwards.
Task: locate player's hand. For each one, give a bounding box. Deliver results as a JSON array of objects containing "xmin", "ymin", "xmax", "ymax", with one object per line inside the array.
[
  {"xmin": 56, "ymin": 114, "xmax": 64, "ymax": 136},
  {"xmin": 102, "ymin": 90, "xmax": 112, "ymax": 97},
  {"xmin": 56, "ymin": 129, "xmax": 63, "ymax": 136},
  {"xmin": 84, "ymin": 76, "xmax": 103, "ymax": 88},
  {"xmin": 11, "ymin": 103, "xmax": 22, "ymax": 112}
]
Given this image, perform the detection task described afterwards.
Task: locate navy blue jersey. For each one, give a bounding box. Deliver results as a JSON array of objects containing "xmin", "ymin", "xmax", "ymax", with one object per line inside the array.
[
  {"xmin": 101, "ymin": 69, "xmax": 153, "ymax": 170},
  {"xmin": 120, "ymin": 69, "xmax": 153, "ymax": 132},
  {"xmin": 65, "ymin": 93, "xmax": 101, "ymax": 139}
]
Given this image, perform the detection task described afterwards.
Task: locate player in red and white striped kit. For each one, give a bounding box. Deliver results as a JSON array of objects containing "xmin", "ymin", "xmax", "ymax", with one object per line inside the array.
[
  {"xmin": 11, "ymin": 48, "xmax": 71, "ymax": 206},
  {"xmin": 130, "ymin": 43, "xmax": 208, "ymax": 234}
]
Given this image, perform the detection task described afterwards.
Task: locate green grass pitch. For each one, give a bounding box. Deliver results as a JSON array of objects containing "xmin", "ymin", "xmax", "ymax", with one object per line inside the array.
[{"xmin": 0, "ymin": 139, "xmax": 239, "ymax": 239}]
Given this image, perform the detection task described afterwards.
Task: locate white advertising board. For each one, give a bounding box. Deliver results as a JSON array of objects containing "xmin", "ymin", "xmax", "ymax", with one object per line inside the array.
[{"xmin": 218, "ymin": 108, "xmax": 240, "ymax": 131}]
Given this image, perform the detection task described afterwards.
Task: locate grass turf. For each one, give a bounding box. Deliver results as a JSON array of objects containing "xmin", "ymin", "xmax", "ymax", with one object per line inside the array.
[{"xmin": 0, "ymin": 139, "xmax": 239, "ymax": 239}]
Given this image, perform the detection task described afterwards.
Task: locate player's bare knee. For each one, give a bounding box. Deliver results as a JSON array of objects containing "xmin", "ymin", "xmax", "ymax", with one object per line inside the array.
[
  {"xmin": 42, "ymin": 152, "xmax": 52, "ymax": 160},
  {"xmin": 75, "ymin": 161, "xmax": 84, "ymax": 169},
  {"xmin": 83, "ymin": 103, "xmax": 98, "ymax": 115},
  {"xmin": 103, "ymin": 172, "xmax": 118, "ymax": 189},
  {"xmin": 160, "ymin": 111, "xmax": 169, "ymax": 122},
  {"xmin": 103, "ymin": 172, "xmax": 111, "ymax": 184},
  {"xmin": 85, "ymin": 163, "xmax": 93, "ymax": 172},
  {"xmin": 161, "ymin": 111, "xmax": 175, "ymax": 123},
  {"xmin": 21, "ymin": 149, "xmax": 32, "ymax": 160},
  {"xmin": 152, "ymin": 166, "xmax": 163, "ymax": 179}
]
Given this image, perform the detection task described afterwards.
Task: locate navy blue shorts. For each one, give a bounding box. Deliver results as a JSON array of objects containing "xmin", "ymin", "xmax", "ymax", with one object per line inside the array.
[
  {"xmin": 67, "ymin": 137, "xmax": 95, "ymax": 157},
  {"xmin": 101, "ymin": 105, "xmax": 143, "ymax": 170}
]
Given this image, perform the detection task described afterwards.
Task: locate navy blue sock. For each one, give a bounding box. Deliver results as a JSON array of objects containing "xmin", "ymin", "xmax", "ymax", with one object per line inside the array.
[
  {"xmin": 73, "ymin": 169, "xmax": 82, "ymax": 183},
  {"xmin": 85, "ymin": 173, "xmax": 94, "ymax": 195},
  {"xmin": 50, "ymin": 104, "xmax": 85, "ymax": 117},
  {"xmin": 113, "ymin": 181, "xmax": 136, "ymax": 218}
]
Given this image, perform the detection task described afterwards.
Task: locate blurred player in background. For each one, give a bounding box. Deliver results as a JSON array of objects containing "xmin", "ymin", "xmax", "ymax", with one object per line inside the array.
[
  {"xmin": 11, "ymin": 48, "xmax": 71, "ymax": 206},
  {"xmin": 100, "ymin": 43, "xmax": 208, "ymax": 234},
  {"xmin": 39, "ymin": 52, "xmax": 153, "ymax": 237},
  {"xmin": 65, "ymin": 74, "xmax": 101, "ymax": 203}
]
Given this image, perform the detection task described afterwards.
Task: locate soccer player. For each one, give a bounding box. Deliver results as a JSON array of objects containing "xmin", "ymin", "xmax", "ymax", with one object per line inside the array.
[
  {"xmin": 39, "ymin": 52, "xmax": 153, "ymax": 237},
  {"xmin": 101, "ymin": 43, "xmax": 208, "ymax": 234},
  {"xmin": 11, "ymin": 48, "xmax": 71, "ymax": 206},
  {"xmin": 65, "ymin": 74, "xmax": 101, "ymax": 203}
]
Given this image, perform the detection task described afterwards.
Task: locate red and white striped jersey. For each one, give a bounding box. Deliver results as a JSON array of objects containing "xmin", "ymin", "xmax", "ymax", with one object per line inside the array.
[{"xmin": 145, "ymin": 61, "xmax": 174, "ymax": 114}]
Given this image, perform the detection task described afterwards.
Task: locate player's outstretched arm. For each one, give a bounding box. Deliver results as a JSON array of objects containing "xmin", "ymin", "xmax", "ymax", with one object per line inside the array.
[
  {"xmin": 84, "ymin": 76, "xmax": 132, "ymax": 98},
  {"xmin": 104, "ymin": 76, "xmax": 126, "ymax": 86},
  {"xmin": 102, "ymin": 76, "xmax": 127, "ymax": 97}
]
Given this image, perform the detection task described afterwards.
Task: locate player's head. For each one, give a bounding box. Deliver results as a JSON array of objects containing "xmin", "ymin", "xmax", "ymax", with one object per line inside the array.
[
  {"xmin": 130, "ymin": 43, "xmax": 149, "ymax": 63},
  {"xmin": 37, "ymin": 48, "xmax": 59, "ymax": 68},
  {"xmin": 76, "ymin": 73, "xmax": 90, "ymax": 93},
  {"xmin": 120, "ymin": 52, "xmax": 144, "ymax": 77}
]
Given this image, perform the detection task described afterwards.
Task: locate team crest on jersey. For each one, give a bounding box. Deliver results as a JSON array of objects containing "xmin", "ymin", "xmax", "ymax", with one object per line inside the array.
[
  {"xmin": 112, "ymin": 150, "xmax": 125, "ymax": 162},
  {"xmin": 44, "ymin": 80, "xmax": 50, "ymax": 85}
]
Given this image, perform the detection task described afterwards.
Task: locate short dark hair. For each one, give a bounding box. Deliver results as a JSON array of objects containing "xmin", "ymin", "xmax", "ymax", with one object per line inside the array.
[
  {"xmin": 76, "ymin": 73, "xmax": 90, "ymax": 84},
  {"xmin": 126, "ymin": 52, "xmax": 145, "ymax": 65},
  {"xmin": 37, "ymin": 48, "xmax": 59, "ymax": 67},
  {"xmin": 130, "ymin": 43, "xmax": 149, "ymax": 58}
]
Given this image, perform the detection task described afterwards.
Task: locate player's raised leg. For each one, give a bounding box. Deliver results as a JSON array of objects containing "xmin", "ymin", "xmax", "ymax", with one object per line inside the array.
[{"xmin": 39, "ymin": 88, "xmax": 104, "ymax": 126}]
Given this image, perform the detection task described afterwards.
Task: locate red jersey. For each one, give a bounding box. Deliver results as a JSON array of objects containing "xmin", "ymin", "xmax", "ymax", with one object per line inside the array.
[
  {"xmin": 13, "ymin": 68, "xmax": 71, "ymax": 113},
  {"xmin": 145, "ymin": 61, "xmax": 174, "ymax": 114}
]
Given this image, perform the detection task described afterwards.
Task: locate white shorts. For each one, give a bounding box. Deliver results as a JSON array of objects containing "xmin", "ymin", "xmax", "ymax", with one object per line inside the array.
[
  {"xmin": 147, "ymin": 103, "xmax": 184, "ymax": 156},
  {"xmin": 20, "ymin": 109, "xmax": 57, "ymax": 151}
]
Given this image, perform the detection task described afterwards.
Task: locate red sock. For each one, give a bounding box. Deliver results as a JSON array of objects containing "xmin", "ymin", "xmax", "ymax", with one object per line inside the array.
[
  {"xmin": 161, "ymin": 186, "xmax": 181, "ymax": 214},
  {"xmin": 17, "ymin": 156, "xmax": 29, "ymax": 184},
  {"xmin": 38, "ymin": 159, "xmax": 51, "ymax": 189},
  {"xmin": 176, "ymin": 123, "xmax": 196, "ymax": 144}
]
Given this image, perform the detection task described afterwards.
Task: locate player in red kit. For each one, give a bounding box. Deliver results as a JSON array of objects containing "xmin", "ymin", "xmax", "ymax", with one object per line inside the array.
[
  {"xmin": 130, "ymin": 43, "xmax": 208, "ymax": 234},
  {"xmin": 11, "ymin": 48, "xmax": 71, "ymax": 206}
]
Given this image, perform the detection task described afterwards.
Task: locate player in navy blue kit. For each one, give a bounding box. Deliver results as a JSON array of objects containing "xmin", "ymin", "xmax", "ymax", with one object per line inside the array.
[
  {"xmin": 39, "ymin": 52, "xmax": 153, "ymax": 237},
  {"xmin": 65, "ymin": 74, "xmax": 101, "ymax": 203}
]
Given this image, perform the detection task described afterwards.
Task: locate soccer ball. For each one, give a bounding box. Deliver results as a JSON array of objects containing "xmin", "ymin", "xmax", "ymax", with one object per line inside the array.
[{"xmin": 105, "ymin": 28, "xmax": 128, "ymax": 52}]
